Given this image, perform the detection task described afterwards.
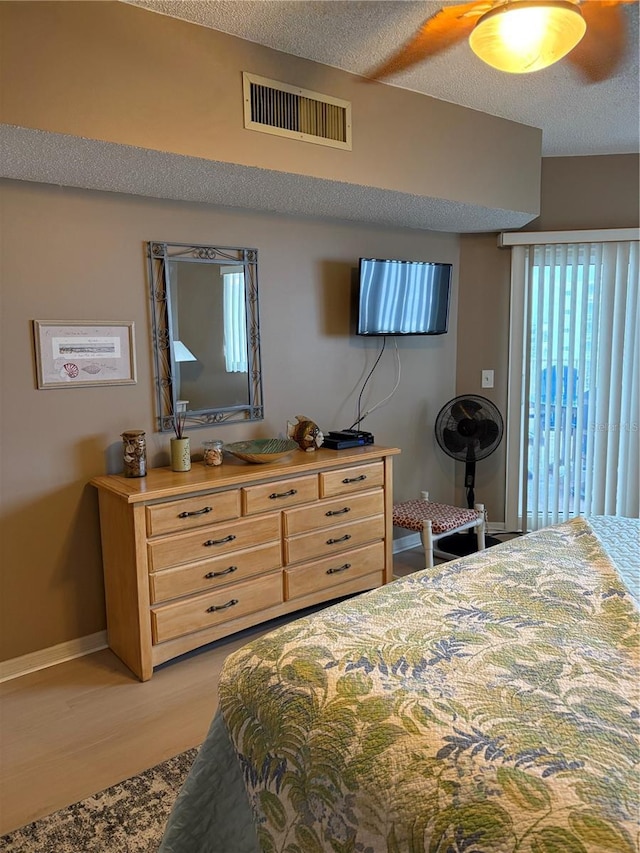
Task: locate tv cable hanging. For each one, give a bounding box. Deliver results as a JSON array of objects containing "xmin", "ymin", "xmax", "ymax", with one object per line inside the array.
[
  {"xmin": 348, "ymin": 337, "xmax": 401, "ymax": 430},
  {"xmin": 325, "ymin": 338, "xmax": 401, "ymax": 449}
]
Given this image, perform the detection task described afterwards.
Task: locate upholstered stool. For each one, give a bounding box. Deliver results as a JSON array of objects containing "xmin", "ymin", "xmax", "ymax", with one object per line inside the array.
[{"xmin": 393, "ymin": 492, "xmax": 485, "ymax": 569}]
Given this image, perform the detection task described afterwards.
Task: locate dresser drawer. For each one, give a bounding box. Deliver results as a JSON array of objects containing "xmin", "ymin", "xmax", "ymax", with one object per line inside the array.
[
  {"xmin": 149, "ymin": 542, "xmax": 282, "ymax": 604},
  {"xmin": 146, "ymin": 490, "xmax": 240, "ymax": 537},
  {"xmin": 284, "ymin": 515, "xmax": 384, "ymax": 565},
  {"xmin": 284, "ymin": 541, "xmax": 385, "ymax": 600},
  {"xmin": 148, "ymin": 514, "xmax": 280, "ymax": 572},
  {"xmin": 283, "ymin": 489, "xmax": 384, "ymax": 536},
  {"xmin": 151, "ymin": 571, "xmax": 283, "ymax": 644},
  {"xmin": 320, "ymin": 462, "xmax": 384, "ymax": 498},
  {"xmin": 242, "ymin": 474, "xmax": 318, "ymax": 515}
]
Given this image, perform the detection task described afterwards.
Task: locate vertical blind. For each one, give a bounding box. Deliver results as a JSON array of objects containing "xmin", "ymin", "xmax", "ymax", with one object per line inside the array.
[
  {"xmin": 506, "ymin": 235, "xmax": 638, "ymax": 530},
  {"xmin": 223, "ymin": 273, "xmax": 248, "ymax": 373}
]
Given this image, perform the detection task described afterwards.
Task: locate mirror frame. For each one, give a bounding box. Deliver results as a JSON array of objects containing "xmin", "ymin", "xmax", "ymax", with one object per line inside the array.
[{"xmin": 147, "ymin": 241, "xmax": 263, "ymax": 431}]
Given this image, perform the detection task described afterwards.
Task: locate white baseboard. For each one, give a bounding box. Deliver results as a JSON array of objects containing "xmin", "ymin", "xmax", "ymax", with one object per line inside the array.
[{"xmin": 0, "ymin": 631, "xmax": 108, "ymax": 683}]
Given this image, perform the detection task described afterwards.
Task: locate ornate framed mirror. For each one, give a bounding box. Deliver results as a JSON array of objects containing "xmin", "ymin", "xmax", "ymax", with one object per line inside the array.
[{"xmin": 147, "ymin": 242, "xmax": 263, "ymax": 431}]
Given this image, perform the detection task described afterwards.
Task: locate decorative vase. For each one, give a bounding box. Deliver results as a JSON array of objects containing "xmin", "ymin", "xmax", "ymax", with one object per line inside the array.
[
  {"xmin": 170, "ymin": 437, "xmax": 191, "ymax": 472},
  {"xmin": 121, "ymin": 429, "xmax": 147, "ymax": 478}
]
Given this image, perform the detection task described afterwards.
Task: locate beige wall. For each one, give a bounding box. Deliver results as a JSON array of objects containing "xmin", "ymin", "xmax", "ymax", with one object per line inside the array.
[
  {"xmin": 1, "ymin": 1, "xmax": 636, "ymax": 665},
  {"xmin": 0, "ymin": 178, "xmax": 460, "ymax": 661},
  {"xmin": 0, "ymin": 0, "xmax": 541, "ymax": 217},
  {"xmin": 455, "ymin": 154, "xmax": 640, "ymax": 519},
  {"xmin": 534, "ymin": 155, "xmax": 640, "ymax": 231}
]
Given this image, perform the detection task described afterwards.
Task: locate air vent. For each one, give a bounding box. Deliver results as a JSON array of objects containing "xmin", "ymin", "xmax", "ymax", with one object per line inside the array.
[{"xmin": 243, "ymin": 72, "xmax": 352, "ymax": 150}]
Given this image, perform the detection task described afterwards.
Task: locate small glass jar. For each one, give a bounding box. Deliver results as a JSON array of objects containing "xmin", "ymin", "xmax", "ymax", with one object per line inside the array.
[
  {"xmin": 203, "ymin": 439, "xmax": 224, "ymax": 467},
  {"xmin": 122, "ymin": 430, "xmax": 147, "ymax": 478}
]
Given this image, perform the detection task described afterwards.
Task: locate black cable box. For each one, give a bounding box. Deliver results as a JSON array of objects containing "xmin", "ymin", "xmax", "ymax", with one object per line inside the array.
[
  {"xmin": 323, "ymin": 437, "xmax": 365, "ymax": 450},
  {"xmin": 337, "ymin": 429, "xmax": 375, "ymax": 443},
  {"xmin": 323, "ymin": 429, "xmax": 375, "ymax": 450}
]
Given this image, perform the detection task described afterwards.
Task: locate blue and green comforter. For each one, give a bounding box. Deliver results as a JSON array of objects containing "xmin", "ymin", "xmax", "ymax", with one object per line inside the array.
[{"xmin": 161, "ymin": 516, "xmax": 640, "ymax": 853}]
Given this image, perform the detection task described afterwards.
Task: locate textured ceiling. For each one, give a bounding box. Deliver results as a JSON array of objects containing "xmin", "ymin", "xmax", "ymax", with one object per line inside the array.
[{"xmin": 128, "ymin": 0, "xmax": 640, "ymax": 157}]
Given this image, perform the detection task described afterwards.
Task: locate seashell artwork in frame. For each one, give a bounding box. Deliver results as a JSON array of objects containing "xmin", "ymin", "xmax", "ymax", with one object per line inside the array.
[{"xmin": 33, "ymin": 320, "xmax": 137, "ymax": 388}]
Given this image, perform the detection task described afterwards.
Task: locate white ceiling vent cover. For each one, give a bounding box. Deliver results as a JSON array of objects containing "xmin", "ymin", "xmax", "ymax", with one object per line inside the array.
[{"xmin": 243, "ymin": 73, "xmax": 352, "ymax": 151}]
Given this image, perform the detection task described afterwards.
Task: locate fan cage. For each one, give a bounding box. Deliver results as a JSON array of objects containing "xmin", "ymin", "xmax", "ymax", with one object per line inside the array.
[{"xmin": 435, "ymin": 394, "xmax": 504, "ymax": 461}]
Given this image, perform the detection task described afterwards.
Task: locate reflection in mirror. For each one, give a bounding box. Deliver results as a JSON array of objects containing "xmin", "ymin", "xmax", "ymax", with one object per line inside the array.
[{"xmin": 147, "ymin": 243, "xmax": 263, "ymax": 431}]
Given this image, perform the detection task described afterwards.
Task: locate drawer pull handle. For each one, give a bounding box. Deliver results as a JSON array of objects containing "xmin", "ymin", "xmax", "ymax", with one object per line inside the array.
[
  {"xmin": 327, "ymin": 563, "xmax": 351, "ymax": 575},
  {"xmin": 326, "ymin": 534, "xmax": 352, "ymax": 545},
  {"xmin": 178, "ymin": 506, "xmax": 213, "ymax": 518},
  {"xmin": 204, "ymin": 535, "xmax": 236, "ymax": 547},
  {"xmin": 326, "ymin": 506, "xmax": 351, "ymax": 517},
  {"xmin": 269, "ymin": 488, "xmax": 298, "ymax": 499},
  {"xmin": 206, "ymin": 598, "xmax": 238, "ymax": 613},
  {"xmin": 204, "ymin": 566, "xmax": 237, "ymax": 579},
  {"xmin": 342, "ymin": 475, "xmax": 366, "ymax": 484}
]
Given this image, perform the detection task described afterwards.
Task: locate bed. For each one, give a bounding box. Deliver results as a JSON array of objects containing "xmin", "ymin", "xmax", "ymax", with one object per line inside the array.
[{"xmin": 159, "ymin": 516, "xmax": 639, "ymax": 853}]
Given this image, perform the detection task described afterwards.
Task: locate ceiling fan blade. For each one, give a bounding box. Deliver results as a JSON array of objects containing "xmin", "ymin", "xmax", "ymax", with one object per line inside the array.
[
  {"xmin": 366, "ymin": 2, "xmax": 488, "ymax": 80},
  {"xmin": 567, "ymin": 1, "xmax": 633, "ymax": 83}
]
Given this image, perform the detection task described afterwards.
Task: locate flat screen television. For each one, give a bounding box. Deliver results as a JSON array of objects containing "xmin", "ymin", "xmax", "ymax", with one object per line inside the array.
[{"xmin": 357, "ymin": 257, "xmax": 452, "ymax": 336}]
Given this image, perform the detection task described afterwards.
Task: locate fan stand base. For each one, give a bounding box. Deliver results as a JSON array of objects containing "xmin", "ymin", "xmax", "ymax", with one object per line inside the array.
[{"xmin": 437, "ymin": 531, "xmax": 502, "ymax": 558}]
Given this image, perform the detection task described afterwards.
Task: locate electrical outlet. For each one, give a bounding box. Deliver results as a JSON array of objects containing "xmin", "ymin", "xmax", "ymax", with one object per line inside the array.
[{"xmin": 481, "ymin": 369, "xmax": 494, "ymax": 388}]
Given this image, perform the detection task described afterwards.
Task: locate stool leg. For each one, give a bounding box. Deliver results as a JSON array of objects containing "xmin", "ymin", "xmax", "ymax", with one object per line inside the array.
[
  {"xmin": 420, "ymin": 519, "xmax": 434, "ymax": 569},
  {"xmin": 474, "ymin": 503, "xmax": 486, "ymax": 552}
]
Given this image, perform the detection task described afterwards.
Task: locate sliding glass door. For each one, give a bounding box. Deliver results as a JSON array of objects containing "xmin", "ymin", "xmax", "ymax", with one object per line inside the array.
[{"xmin": 505, "ymin": 231, "xmax": 638, "ymax": 531}]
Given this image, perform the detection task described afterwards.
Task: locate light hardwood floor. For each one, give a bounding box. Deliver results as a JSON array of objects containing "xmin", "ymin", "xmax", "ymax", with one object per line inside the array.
[{"xmin": 0, "ymin": 547, "xmax": 428, "ymax": 836}]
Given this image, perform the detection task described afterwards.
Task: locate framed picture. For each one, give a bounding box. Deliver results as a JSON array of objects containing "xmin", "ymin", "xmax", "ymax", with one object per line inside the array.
[{"xmin": 33, "ymin": 320, "xmax": 137, "ymax": 389}]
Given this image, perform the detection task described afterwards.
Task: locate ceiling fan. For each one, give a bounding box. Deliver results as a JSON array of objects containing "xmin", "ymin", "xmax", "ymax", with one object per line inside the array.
[{"xmin": 367, "ymin": 0, "xmax": 635, "ymax": 81}]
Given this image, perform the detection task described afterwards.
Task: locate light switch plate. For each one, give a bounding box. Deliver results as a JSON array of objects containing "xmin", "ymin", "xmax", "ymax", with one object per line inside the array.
[{"xmin": 482, "ymin": 369, "xmax": 494, "ymax": 388}]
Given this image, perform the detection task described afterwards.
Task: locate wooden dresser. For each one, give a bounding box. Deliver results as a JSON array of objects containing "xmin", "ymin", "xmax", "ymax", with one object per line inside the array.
[{"xmin": 91, "ymin": 445, "xmax": 400, "ymax": 680}]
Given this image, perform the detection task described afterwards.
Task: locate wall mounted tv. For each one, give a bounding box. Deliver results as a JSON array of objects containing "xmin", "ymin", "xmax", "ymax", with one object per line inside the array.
[{"xmin": 357, "ymin": 257, "xmax": 452, "ymax": 336}]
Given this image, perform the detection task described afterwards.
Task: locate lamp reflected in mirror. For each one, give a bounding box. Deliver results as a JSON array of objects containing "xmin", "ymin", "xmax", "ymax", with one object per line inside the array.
[
  {"xmin": 173, "ymin": 340, "xmax": 198, "ymax": 363},
  {"xmin": 173, "ymin": 341, "xmax": 197, "ymax": 415}
]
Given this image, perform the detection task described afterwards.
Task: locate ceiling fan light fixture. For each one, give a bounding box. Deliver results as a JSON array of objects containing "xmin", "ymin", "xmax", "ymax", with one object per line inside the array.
[{"xmin": 469, "ymin": 0, "xmax": 587, "ymax": 74}]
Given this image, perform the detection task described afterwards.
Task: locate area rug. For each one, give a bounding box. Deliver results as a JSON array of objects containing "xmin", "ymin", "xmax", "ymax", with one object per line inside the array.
[{"xmin": 0, "ymin": 747, "xmax": 199, "ymax": 852}]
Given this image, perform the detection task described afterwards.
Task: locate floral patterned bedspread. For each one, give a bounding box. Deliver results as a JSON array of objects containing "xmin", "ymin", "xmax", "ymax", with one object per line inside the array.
[{"xmin": 219, "ymin": 517, "xmax": 639, "ymax": 853}]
